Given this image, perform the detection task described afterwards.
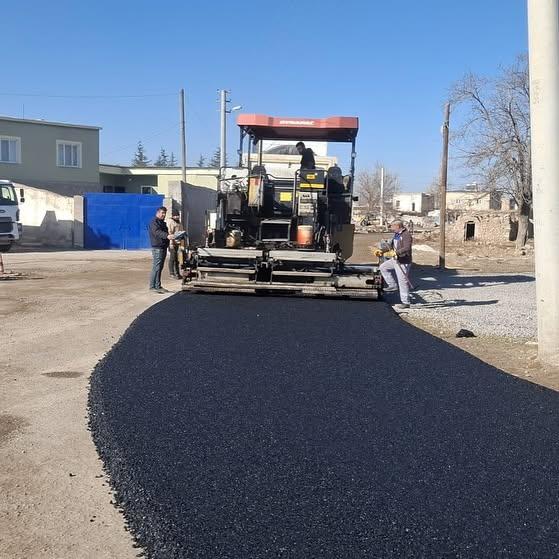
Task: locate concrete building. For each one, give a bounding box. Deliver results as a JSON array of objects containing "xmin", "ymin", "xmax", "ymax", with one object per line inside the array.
[
  {"xmin": 0, "ymin": 114, "xmax": 344, "ymax": 248},
  {"xmin": 393, "ymin": 192, "xmax": 434, "ymax": 215},
  {"xmin": 99, "ymin": 164, "xmax": 220, "ymax": 196},
  {"xmin": 0, "ymin": 115, "xmax": 225, "ymax": 196},
  {"xmin": 0, "ymin": 115, "xmax": 225, "ymax": 247},
  {"xmin": 241, "ymin": 152, "xmax": 338, "ymax": 178},
  {"xmin": 0, "ymin": 116, "xmax": 101, "ymax": 195},
  {"xmin": 446, "ymin": 189, "xmax": 505, "ymax": 211}
]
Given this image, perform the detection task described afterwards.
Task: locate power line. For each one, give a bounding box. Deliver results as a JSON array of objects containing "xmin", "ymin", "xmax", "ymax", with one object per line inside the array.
[
  {"xmin": 101, "ymin": 123, "xmax": 180, "ymax": 161},
  {"xmin": 0, "ymin": 92, "xmax": 176, "ymax": 99}
]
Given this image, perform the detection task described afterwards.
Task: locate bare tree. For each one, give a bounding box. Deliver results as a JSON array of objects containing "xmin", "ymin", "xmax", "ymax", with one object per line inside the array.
[
  {"xmin": 450, "ymin": 55, "xmax": 531, "ymax": 248},
  {"xmin": 356, "ymin": 163, "xmax": 400, "ymax": 218},
  {"xmin": 425, "ymin": 177, "xmax": 441, "ymax": 210}
]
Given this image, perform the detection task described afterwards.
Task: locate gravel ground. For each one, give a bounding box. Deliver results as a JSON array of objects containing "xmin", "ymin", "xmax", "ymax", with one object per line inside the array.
[
  {"xmin": 90, "ymin": 294, "xmax": 559, "ymax": 558},
  {"xmin": 403, "ymin": 270, "xmax": 536, "ymax": 339}
]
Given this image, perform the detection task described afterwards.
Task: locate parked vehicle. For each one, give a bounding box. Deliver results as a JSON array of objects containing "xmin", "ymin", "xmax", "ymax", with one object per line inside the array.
[{"xmin": 0, "ymin": 180, "xmax": 24, "ymax": 252}]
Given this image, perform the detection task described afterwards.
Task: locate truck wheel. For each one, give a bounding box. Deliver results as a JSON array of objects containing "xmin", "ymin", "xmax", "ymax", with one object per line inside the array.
[{"xmin": 0, "ymin": 243, "xmax": 12, "ymax": 253}]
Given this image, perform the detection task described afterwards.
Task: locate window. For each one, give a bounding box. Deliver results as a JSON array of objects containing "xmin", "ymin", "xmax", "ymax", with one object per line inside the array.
[
  {"xmin": 56, "ymin": 140, "xmax": 82, "ymax": 168},
  {"xmin": 395, "ymin": 200, "xmax": 400, "ymax": 209},
  {"xmin": 0, "ymin": 136, "xmax": 21, "ymax": 164},
  {"xmin": 104, "ymin": 185, "xmax": 126, "ymax": 193},
  {"xmin": 0, "ymin": 184, "xmax": 17, "ymax": 205},
  {"xmin": 142, "ymin": 186, "xmax": 156, "ymax": 194},
  {"xmin": 411, "ymin": 202, "xmax": 416, "ymax": 212}
]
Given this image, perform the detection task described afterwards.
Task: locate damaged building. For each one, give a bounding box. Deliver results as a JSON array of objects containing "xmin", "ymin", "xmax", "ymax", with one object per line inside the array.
[
  {"xmin": 443, "ymin": 187, "xmax": 531, "ymax": 243},
  {"xmin": 446, "ymin": 210, "xmax": 524, "ymax": 243}
]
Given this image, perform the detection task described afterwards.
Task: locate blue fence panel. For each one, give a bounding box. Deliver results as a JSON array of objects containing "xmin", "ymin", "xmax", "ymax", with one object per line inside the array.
[{"xmin": 84, "ymin": 193, "xmax": 164, "ymax": 249}]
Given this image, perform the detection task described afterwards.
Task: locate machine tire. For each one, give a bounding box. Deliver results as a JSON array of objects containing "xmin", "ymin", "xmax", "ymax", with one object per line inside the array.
[{"xmin": 0, "ymin": 243, "xmax": 12, "ymax": 253}]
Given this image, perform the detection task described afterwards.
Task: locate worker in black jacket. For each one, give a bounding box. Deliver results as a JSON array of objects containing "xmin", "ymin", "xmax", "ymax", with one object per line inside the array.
[
  {"xmin": 149, "ymin": 206, "xmax": 174, "ymax": 293},
  {"xmin": 296, "ymin": 142, "xmax": 316, "ymax": 170}
]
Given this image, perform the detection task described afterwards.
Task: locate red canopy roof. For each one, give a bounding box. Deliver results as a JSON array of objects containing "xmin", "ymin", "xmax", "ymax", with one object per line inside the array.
[{"xmin": 237, "ymin": 114, "xmax": 359, "ymax": 142}]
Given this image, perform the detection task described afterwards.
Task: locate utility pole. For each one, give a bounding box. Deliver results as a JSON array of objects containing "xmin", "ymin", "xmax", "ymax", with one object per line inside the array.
[
  {"xmin": 219, "ymin": 89, "xmax": 228, "ymax": 187},
  {"xmin": 528, "ymin": 0, "xmax": 559, "ymax": 365},
  {"xmin": 380, "ymin": 166, "xmax": 385, "ymax": 227},
  {"xmin": 179, "ymin": 88, "xmax": 187, "ymax": 183},
  {"xmin": 438, "ymin": 102, "xmax": 450, "ymax": 269}
]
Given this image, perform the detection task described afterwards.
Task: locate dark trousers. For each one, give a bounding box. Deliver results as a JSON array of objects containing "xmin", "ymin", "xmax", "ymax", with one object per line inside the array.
[
  {"xmin": 168, "ymin": 247, "xmax": 180, "ymax": 277},
  {"xmin": 149, "ymin": 248, "xmax": 167, "ymax": 289}
]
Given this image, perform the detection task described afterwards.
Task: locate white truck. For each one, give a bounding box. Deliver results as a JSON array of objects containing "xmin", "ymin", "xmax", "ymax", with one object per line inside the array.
[{"xmin": 0, "ymin": 180, "xmax": 24, "ymax": 252}]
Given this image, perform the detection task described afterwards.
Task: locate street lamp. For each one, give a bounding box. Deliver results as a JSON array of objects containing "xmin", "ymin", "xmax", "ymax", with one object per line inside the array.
[{"xmin": 219, "ymin": 91, "xmax": 242, "ymax": 183}]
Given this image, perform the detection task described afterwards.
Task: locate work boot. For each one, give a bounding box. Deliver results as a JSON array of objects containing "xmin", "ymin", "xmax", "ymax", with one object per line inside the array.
[
  {"xmin": 383, "ymin": 286, "xmax": 398, "ymax": 293},
  {"xmin": 156, "ymin": 288, "xmax": 170, "ymax": 294}
]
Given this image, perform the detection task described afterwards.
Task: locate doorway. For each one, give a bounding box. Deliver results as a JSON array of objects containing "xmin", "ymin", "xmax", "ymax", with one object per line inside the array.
[{"xmin": 465, "ymin": 221, "xmax": 476, "ymax": 241}]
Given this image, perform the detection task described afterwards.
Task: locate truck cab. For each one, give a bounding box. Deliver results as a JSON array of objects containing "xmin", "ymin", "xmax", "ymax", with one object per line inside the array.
[{"xmin": 0, "ymin": 180, "xmax": 24, "ymax": 252}]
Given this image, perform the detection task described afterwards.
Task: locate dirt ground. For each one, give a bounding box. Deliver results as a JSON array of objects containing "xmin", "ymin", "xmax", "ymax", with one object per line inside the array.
[
  {"xmin": 0, "ymin": 250, "xmax": 180, "ymax": 559},
  {"xmin": 351, "ymin": 231, "xmax": 535, "ymax": 274},
  {"xmin": 0, "ymin": 238, "xmax": 554, "ymax": 558}
]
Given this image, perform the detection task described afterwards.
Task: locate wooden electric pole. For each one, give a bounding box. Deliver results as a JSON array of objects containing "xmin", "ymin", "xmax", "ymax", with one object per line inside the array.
[
  {"xmin": 380, "ymin": 166, "xmax": 385, "ymax": 227},
  {"xmin": 438, "ymin": 102, "xmax": 450, "ymax": 269},
  {"xmin": 179, "ymin": 88, "xmax": 187, "ymax": 183}
]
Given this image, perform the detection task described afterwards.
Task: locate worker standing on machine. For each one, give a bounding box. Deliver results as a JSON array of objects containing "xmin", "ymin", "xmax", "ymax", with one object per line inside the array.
[
  {"xmin": 296, "ymin": 142, "xmax": 316, "ymax": 169},
  {"xmin": 374, "ymin": 219, "xmax": 413, "ymax": 310}
]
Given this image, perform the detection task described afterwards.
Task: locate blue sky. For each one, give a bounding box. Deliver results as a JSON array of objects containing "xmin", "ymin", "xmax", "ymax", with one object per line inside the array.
[{"xmin": 1, "ymin": 0, "xmax": 527, "ymax": 190}]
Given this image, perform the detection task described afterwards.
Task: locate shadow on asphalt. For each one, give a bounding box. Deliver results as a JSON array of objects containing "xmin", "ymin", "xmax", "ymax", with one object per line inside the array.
[
  {"xmin": 412, "ymin": 265, "xmax": 534, "ymax": 290},
  {"xmin": 411, "ymin": 295, "xmax": 499, "ymax": 308}
]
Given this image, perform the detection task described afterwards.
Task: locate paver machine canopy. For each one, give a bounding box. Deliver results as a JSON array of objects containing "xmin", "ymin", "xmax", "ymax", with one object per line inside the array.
[
  {"xmin": 182, "ymin": 114, "xmax": 382, "ymax": 299},
  {"xmin": 228, "ymin": 114, "xmax": 359, "ymax": 255}
]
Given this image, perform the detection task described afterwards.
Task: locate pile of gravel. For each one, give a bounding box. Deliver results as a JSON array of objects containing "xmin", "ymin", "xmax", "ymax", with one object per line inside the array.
[{"xmin": 408, "ymin": 271, "xmax": 536, "ymax": 339}]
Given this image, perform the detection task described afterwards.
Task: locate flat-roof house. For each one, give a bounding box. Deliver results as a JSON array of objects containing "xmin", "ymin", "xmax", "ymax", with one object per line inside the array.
[
  {"xmin": 446, "ymin": 190, "xmax": 504, "ymax": 211},
  {"xmin": 0, "ymin": 115, "xmax": 222, "ymax": 198},
  {"xmin": 0, "ymin": 115, "xmax": 226, "ymax": 247},
  {"xmin": 392, "ymin": 192, "xmax": 434, "ymax": 215},
  {"xmin": 0, "ymin": 116, "xmax": 101, "ymax": 195},
  {"xmin": 99, "ymin": 164, "xmax": 220, "ymax": 195}
]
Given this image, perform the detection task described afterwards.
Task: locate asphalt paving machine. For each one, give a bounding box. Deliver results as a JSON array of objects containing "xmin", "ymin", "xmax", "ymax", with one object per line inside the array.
[{"xmin": 182, "ymin": 114, "xmax": 381, "ymax": 299}]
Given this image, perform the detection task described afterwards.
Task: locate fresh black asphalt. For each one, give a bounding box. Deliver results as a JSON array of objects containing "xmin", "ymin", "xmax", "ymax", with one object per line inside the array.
[{"xmin": 89, "ymin": 294, "xmax": 559, "ymax": 558}]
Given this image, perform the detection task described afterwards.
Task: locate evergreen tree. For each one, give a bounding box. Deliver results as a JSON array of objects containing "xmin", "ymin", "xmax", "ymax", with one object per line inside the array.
[
  {"xmin": 209, "ymin": 147, "xmax": 225, "ymax": 168},
  {"xmin": 169, "ymin": 152, "xmax": 178, "ymax": 167},
  {"xmin": 197, "ymin": 154, "xmax": 206, "ymax": 167},
  {"xmin": 154, "ymin": 148, "xmax": 169, "ymax": 167},
  {"xmin": 131, "ymin": 141, "xmax": 150, "ymax": 167}
]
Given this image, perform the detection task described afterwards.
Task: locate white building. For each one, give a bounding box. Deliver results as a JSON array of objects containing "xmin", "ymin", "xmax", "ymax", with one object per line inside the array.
[
  {"xmin": 393, "ymin": 192, "xmax": 434, "ymax": 215},
  {"xmin": 446, "ymin": 190, "xmax": 508, "ymax": 211}
]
